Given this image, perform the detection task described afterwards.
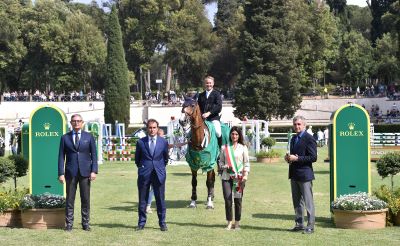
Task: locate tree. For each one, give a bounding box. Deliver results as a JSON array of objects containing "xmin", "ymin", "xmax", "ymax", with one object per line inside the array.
[
  {"xmin": 117, "ymin": 0, "xmax": 178, "ymax": 91},
  {"xmin": 307, "ymin": 4, "xmax": 340, "ymax": 88},
  {"xmin": 209, "ymin": 0, "xmax": 245, "ymax": 90},
  {"xmin": 380, "ymin": 1, "xmax": 399, "ymax": 59},
  {"xmin": 104, "ymin": 5, "xmax": 130, "ymax": 127},
  {"xmin": 165, "ymin": 0, "xmax": 216, "ymax": 87},
  {"xmin": 20, "ymin": 0, "xmax": 72, "ymax": 93},
  {"xmin": 374, "ymin": 33, "xmax": 399, "ymax": 83},
  {"xmin": 339, "ymin": 30, "xmax": 374, "ymax": 85},
  {"xmin": 234, "ymin": 0, "xmax": 303, "ymax": 120},
  {"xmin": 347, "ymin": 5, "xmax": 373, "ymax": 39},
  {"xmin": 367, "ymin": 0, "xmax": 397, "ymax": 45},
  {"xmin": 326, "ymin": 0, "xmax": 347, "ymax": 15},
  {"xmin": 0, "ymin": 0, "xmax": 27, "ymax": 93},
  {"xmin": 64, "ymin": 10, "xmax": 107, "ymax": 92}
]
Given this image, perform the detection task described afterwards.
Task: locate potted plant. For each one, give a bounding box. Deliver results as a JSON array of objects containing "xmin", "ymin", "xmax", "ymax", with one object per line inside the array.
[
  {"xmin": 0, "ymin": 188, "xmax": 27, "ymax": 227},
  {"xmin": 376, "ymin": 152, "xmax": 400, "ymax": 191},
  {"xmin": 375, "ymin": 152, "xmax": 400, "ymax": 225},
  {"xmin": 20, "ymin": 193, "xmax": 66, "ymax": 229},
  {"xmin": 261, "ymin": 137, "xmax": 276, "ymax": 151},
  {"xmin": 331, "ymin": 192, "xmax": 388, "ymax": 229},
  {"xmin": 256, "ymin": 149, "xmax": 281, "ymax": 163}
]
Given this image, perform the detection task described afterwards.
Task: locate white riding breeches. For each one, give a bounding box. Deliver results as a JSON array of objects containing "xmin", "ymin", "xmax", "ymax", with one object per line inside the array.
[{"xmin": 212, "ymin": 120, "xmax": 221, "ymax": 138}]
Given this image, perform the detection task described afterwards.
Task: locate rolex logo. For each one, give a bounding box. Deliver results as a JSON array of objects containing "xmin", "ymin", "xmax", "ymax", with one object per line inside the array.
[
  {"xmin": 43, "ymin": 123, "xmax": 51, "ymax": 130},
  {"xmin": 348, "ymin": 122, "xmax": 355, "ymax": 130}
]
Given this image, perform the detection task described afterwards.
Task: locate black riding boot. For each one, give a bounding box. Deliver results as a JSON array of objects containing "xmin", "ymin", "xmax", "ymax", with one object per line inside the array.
[{"xmin": 217, "ymin": 137, "xmax": 223, "ymax": 175}]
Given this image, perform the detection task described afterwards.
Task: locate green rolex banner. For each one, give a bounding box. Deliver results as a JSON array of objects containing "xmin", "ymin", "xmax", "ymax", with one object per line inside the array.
[
  {"xmin": 330, "ymin": 103, "xmax": 371, "ymax": 205},
  {"xmin": 29, "ymin": 105, "xmax": 67, "ymax": 196}
]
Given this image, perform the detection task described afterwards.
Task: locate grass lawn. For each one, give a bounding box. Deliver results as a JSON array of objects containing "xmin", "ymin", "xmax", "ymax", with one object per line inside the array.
[{"xmin": 1, "ymin": 146, "xmax": 399, "ymax": 245}]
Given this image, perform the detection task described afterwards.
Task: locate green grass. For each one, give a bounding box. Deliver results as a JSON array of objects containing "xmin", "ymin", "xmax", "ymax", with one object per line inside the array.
[{"xmin": 1, "ymin": 146, "xmax": 400, "ymax": 245}]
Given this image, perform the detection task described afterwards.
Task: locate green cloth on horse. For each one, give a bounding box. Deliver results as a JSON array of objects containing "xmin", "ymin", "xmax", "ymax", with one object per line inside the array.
[{"xmin": 185, "ymin": 121, "xmax": 230, "ymax": 172}]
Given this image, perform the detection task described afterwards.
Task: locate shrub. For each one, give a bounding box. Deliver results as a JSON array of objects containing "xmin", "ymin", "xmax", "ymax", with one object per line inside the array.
[
  {"xmin": 374, "ymin": 185, "xmax": 400, "ymax": 219},
  {"xmin": 20, "ymin": 193, "xmax": 66, "ymax": 210},
  {"xmin": 0, "ymin": 188, "xmax": 29, "ymax": 213},
  {"xmin": 131, "ymin": 92, "xmax": 141, "ymax": 100},
  {"xmin": 331, "ymin": 192, "xmax": 387, "ymax": 211},
  {"xmin": 261, "ymin": 137, "xmax": 276, "ymax": 148},
  {"xmin": 127, "ymin": 137, "xmax": 139, "ymax": 145},
  {"xmin": 0, "ymin": 157, "xmax": 15, "ymax": 183},
  {"xmin": 256, "ymin": 149, "xmax": 281, "ymax": 158}
]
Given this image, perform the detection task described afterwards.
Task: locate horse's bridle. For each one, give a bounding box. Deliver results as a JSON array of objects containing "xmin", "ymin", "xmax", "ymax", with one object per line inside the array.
[{"xmin": 184, "ymin": 103, "xmax": 203, "ymax": 129}]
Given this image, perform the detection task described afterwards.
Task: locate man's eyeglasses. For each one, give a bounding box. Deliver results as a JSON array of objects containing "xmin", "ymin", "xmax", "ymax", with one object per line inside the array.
[{"xmin": 71, "ymin": 120, "xmax": 82, "ymax": 123}]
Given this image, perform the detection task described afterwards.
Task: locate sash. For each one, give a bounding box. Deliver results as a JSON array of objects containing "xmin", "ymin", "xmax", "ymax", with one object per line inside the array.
[{"xmin": 224, "ymin": 144, "xmax": 244, "ymax": 192}]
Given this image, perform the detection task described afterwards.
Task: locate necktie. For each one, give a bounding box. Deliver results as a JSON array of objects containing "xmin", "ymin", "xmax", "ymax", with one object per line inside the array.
[
  {"xmin": 75, "ymin": 132, "xmax": 79, "ymax": 149},
  {"xmin": 294, "ymin": 135, "xmax": 300, "ymax": 146},
  {"xmin": 150, "ymin": 138, "xmax": 155, "ymax": 155}
]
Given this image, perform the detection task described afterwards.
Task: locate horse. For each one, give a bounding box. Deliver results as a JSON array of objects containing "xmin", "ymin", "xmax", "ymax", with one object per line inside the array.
[{"xmin": 179, "ymin": 93, "xmax": 228, "ymax": 209}]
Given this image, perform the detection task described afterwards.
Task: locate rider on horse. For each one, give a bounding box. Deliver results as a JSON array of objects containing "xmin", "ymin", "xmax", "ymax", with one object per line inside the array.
[{"xmin": 198, "ymin": 75, "xmax": 223, "ymax": 146}]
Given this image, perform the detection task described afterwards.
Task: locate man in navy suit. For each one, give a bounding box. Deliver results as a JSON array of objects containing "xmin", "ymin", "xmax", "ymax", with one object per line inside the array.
[
  {"xmin": 285, "ymin": 115, "xmax": 317, "ymax": 234},
  {"xmin": 58, "ymin": 114, "xmax": 98, "ymax": 231},
  {"xmin": 197, "ymin": 76, "xmax": 222, "ymax": 139},
  {"xmin": 135, "ymin": 119, "xmax": 169, "ymax": 231}
]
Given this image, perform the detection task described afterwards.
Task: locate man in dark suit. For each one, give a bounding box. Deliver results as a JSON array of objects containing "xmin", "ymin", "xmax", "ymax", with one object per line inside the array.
[
  {"xmin": 197, "ymin": 76, "xmax": 222, "ymax": 139},
  {"xmin": 58, "ymin": 114, "xmax": 98, "ymax": 232},
  {"xmin": 135, "ymin": 119, "xmax": 169, "ymax": 231},
  {"xmin": 285, "ymin": 115, "xmax": 317, "ymax": 234}
]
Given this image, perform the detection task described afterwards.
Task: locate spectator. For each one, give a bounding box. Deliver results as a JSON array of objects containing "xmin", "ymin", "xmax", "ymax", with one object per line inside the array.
[
  {"xmin": 306, "ymin": 125, "xmax": 313, "ymax": 136},
  {"xmin": 317, "ymin": 129, "xmax": 324, "ymax": 147},
  {"xmin": 323, "ymin": 128, "xmax": 329, "ymax": 146}
]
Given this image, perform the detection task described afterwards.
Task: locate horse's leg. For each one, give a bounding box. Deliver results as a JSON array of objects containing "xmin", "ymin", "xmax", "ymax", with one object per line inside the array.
[
  {"xmin": 206, "ymin": 169, "xmax": 215, "ymax": 209},
  {"xmin": 189, "ymin": 169, "xmax": 197, "ymax": 208}
]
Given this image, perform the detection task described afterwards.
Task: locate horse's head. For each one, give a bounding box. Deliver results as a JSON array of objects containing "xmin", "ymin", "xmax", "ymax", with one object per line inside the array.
[{"xmin": 179, "ymin": 93, "xmax": 199, "ymax": 134}]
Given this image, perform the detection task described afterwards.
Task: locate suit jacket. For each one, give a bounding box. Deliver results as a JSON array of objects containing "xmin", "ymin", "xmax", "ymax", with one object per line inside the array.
[
  {"xmin": 198, "ymin": 89, "xmax": 222, "ymax": 121},
  {"xmin": 58, "ymin": 130, "xmax": 98, "ymax": 179},
  {"xmin": 135, "ymin": 136, "xmax": 169, "ymax": 184},
  {"xmin": 289, "ymin": 131, "xmax": 317, "ymax": 182}
]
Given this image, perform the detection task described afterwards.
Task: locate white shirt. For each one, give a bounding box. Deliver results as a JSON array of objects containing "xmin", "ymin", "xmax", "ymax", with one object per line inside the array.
[{"xmin": 206, "ymin": 89, "xmax": 213, "ymax": 99}]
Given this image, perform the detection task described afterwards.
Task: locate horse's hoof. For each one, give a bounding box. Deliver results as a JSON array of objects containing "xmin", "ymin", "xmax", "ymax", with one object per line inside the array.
[
  {"xmin": 206, "ymin": 205, "xmax": 214, "ymax": 209},
  {"xmin": 188, "ymin": 201, "xmax": 197, "ymax": 208}
]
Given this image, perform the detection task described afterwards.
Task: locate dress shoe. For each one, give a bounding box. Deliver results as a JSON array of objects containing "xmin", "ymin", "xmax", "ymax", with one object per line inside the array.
[
  {"xmin": 303, "ymin": 228, "xmax": 314, "ymax": 234},
  {"xmin": 64, "ymin": 226, "xmax": 72, "ymax": 232},
  {"xmin": 135, "ymin": 226, "xmax": 144, "ymax": 231},
  {"xmin": 288, "ymin": 225, "xmax": 305, "ymax": 232},
  {"xmin": 83, "ymin": 226, "xmax": 91, "ymax": 231},
  {"xmin": 234, "ymin": 221, "xmax": 240, "ymax": 230},
  {"xmin": 160, "ymin": 225, "xmax": 168, "ymax": 231}
]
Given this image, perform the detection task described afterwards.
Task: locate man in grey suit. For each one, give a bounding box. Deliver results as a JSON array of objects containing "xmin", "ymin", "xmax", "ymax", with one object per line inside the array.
[
  {"xmin": 58, "ymin": 114, "xmax": 98, "ymax": 232},
  {"xmin": 285, "ymin": 115, "xmax": 317, "ymax": 234}
]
